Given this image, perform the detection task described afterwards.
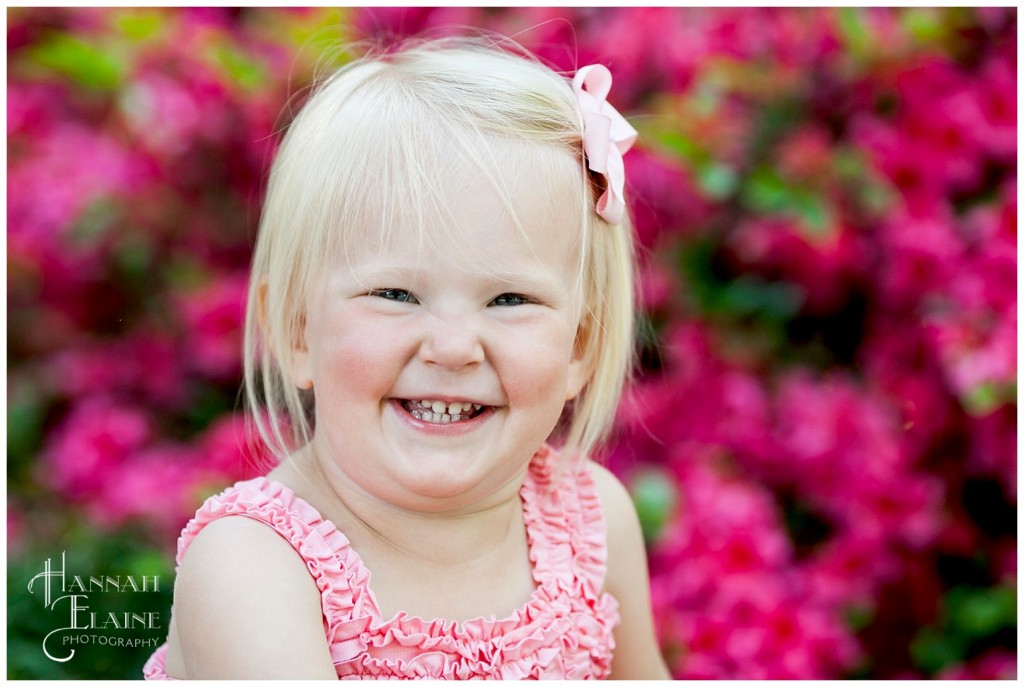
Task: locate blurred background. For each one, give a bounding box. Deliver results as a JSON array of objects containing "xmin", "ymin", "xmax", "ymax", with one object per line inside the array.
[{"xmin": 6, "ymin": 7, "xmax": 1016, "ymax": 679}]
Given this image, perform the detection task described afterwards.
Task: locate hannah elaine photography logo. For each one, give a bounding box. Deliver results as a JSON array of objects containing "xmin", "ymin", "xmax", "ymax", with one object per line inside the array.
[{"xmin": 27, "ymin": 551, "xmax": 163, "ymax": 663}]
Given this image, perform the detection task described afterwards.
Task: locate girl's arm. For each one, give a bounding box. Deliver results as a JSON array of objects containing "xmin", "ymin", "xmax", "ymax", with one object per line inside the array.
[
  {"xmin": 169, "ymin": 516, "xmax": 338, "ymax": 679},
  {"xmin": 590, "ymin": 461, "xmax": 673, "ymax": 679}
]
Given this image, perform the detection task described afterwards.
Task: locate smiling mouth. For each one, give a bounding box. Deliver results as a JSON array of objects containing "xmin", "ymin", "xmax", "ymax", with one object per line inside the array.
[{"xmin": 400, "ymin": 399, "xmax": 488, "ymax": 424}]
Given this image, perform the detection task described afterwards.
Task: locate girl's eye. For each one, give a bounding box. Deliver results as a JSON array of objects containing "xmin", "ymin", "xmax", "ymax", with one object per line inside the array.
[
  {"xmin": 490, "ymin": 293, "xmax": 533, "ymax": 307},
  {"xmin": 369, "ymin": 288, "xmax": 417, "ymax": 303}
]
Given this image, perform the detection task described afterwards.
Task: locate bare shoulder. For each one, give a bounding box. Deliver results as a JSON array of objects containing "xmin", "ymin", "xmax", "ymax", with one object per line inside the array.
[
  {"xmin": 587, "ymin": 459, "xmax": 636, "ymax": 521},
  {"xmin": 168, "ymin": 515, "xmax": 337, "ymax": 679},
  {"xmin": 586, "ymin": 460, "xmax": 673, "ymax": 679},
  {"xmin": 586, "ymin": 461, "xmax": 644, "ymax": 589}
]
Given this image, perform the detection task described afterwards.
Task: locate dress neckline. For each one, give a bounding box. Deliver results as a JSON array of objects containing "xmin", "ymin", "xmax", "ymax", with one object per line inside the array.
[{"xmin": 247, "ymin": 447, "xmax": 557, "ymax": 635}]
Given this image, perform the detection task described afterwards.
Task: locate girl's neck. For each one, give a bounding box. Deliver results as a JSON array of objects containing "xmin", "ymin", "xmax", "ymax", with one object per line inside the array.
[{"xmin": 275, "ymin": 442, "xmax": 528, "ymax": 570}]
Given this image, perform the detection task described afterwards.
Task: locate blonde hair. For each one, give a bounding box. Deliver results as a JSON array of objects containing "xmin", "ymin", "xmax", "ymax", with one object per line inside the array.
[{"xmin": 244, "ymin": 36, "xmax": 635, "ymax": 462}]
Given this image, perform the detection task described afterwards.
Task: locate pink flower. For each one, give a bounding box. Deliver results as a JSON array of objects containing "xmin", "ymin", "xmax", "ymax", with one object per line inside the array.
[
  {"xmin": 89, "ymin": 443, "xmax": 204, "ymax": 532},
  {"xmin": 198, "ymin": 413, "xmax": 273, "ymax": 481},
  {"xmin": 8, "ymin": 123, "xmax": 153, "ymax": 244},
  {"xmin": 176, "ymin": 274, "xmax": 249, "ymax": 381},
  {"xmin": 575, "ymin": 7, "xmax": 703, "ymax": 104},
  {"xmin": 801, "ymin": 533, "xmax": 901, "ymax": 610},
  {"xmin": 636, "ymin": 260, "xmax": 678, "ymax": 313},
  {"xmin": 769, "ymin": 371, "xmax": 945, "ymax": 548},
  {"xmin": 121, "ymin": 71, "xmax": 223, "ymax": 158},
  {"xmin": 626, "ymin": 149, "xmax": 715, "ymax": 249},
  {"xmin": 973, "ymin": 55, "xmax": 1016, "ymax": 160},
  {"xmin": 42, "ymin": 397, "xmax": 153, "ymax": 497},
  {"xmin": 873, "ymin": 204, "xmax": 964, "ymax": 312},
  {"xmin": 7, "ymin": 506, "xmax": 26, "ymax": 557},
  {"xmin": 47, "ymin": 333, "xmax": 185, "ymax": 408},
  {"xmin": 774, "ymin": 126, "xmax": 835, "ymax": 184},
  {"xmin": 851, "ymin": 115, "xmax": 945, "ymax": 215},
  {"xmin": 725, "ymin": 215, "xmax": 868, "ymax": 315},
  {"xmin": 351, "ymin": 7, "xmax": 484, "ymax": 44},
  {"xmin": 7, "ymin": 82, "xmax": 68, "ymax": 139},
  {"xmin": 858, "ymin": 313, "xmax": 956, "ymax": 463},
  {"xmin": 894, "ymin": 60, "xmax": 986, "ymax": 191},
  {"xmin": 937, "ymin": 649, "xmax": 1016, "ymax": 680},
  {"xmin": 967, "ymin": 406, "xmax": 1017, "ymax": 500},
  {"xmin": 645, "ymin": 448, "xmax": 863, "ymax": 679}
]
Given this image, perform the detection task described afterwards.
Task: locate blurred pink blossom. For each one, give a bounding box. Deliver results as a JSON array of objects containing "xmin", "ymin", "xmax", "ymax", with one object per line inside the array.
[
  {"xmin": 176, "ymin": 274, "xmax": 248, "ymax": 380},
  {"xmin": 973, "ymin": 55, "xmax": 1016, "ymax": 160},
  {"xmin": 894, "ymin": 60, "xmax": 986, "ymax": 192},
  {"xmin": 351, "ymin": 7, "xmax": 484, "ymax": 45},
  {"xmin": 726, "ymin": 216, "xmax": 868, "ymax": 314},
  {"xmin": 650, "ymin": 446, "xmax": 862, "ymax": 679},
  {"xmin": 801, "ymin": 533, "xmax": 902, "ymax": 611},
  {"xmin": 121, "ymin": 70, "xmax": 233, "ymax": 158},
  {"xmin": 88, "ymin": 443, "xmax": 206, "ymax": 532},
  {"xmin": 626, "ymin": 149, "xmax": 715, "ymax": 249},
  {"xmin": 7, "ymin": 507, "xmax": 26, "ymax": 557},
  {"xmin": 636, "ymin": 260, "xmax": 678, "ymax": 313},
  {"xmin": 577, "ymin": 7, "xmax": 702, "ymax": 103},
  {"xmin": 42, "ymin": 396, "xmax": 153, "ymax": 497},
  {"xmin": 199, "ymin": 412, "xmax": 272, "ymax": 480},
  {"xmin": 48, "ymin": 333, "xmax": 185, "ymax": 407},
  {"xmin": 938, "ymin": 649, "xmax": 1017, "ymax": 680},
  {"xmin": 769, "ymin": 371, "xmax": 945, "ymax": 549},
  {"xmin": 966, "ymin": 406, "xmax": 1017, "ymax": 500},
  {"xmin": 8, "ymin": 123, "xmax": 154, "ymax": 242}
]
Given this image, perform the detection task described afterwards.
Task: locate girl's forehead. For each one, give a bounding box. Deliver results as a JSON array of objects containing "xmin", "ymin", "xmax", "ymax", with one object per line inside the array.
[{"xmin": 337, "ymin": 138, "xmax": 584, "ymax": 268}]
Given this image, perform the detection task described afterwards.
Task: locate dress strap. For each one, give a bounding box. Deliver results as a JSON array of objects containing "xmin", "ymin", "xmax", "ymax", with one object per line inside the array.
[
  {"xmin": 520, "ymin": 447, "xmax": 610, "ymax": 600},
  {"xmin": 174, "ymin": 478, "xmax": 377, "ymax": 667}
]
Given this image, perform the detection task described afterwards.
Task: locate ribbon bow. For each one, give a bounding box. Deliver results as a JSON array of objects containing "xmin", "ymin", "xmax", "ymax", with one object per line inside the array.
[{"xmin": 572, "ymin": 64, "xmax": 638, "ymax": 225}]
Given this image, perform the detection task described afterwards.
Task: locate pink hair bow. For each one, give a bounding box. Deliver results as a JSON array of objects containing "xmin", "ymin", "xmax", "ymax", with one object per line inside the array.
[{"xmin": 572, "ymin": 64, "xmax": 638, "ymax": 225}]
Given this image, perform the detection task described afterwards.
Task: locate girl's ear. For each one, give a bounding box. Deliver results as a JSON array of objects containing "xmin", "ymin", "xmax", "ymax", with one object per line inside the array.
[
  {"xmin": 260, "ymin": 280, "xmax": 314, "ymax": 390},
  {"xmin": 289, "ymin": 314, "xmax": 314, "ymax": 391},
  {"xmin": 565, "ymin": 319, "xmax": 594, "ymax": 402}
]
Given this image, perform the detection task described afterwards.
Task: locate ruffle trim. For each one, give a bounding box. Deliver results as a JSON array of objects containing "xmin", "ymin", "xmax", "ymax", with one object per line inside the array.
[
  {"xmin": 142, "ymin": 644, "xmax": 168, "ymax": 680},
  {"xmin": 144, "ymin": 445, "xmax": 619, "ymax": 679},
  {"xmin": 174, "ymin": 476, "xmax": 380, "ymax": 667}
]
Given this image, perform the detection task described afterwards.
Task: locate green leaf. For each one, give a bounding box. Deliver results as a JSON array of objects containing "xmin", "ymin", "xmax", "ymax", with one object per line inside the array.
[
  {"xmin": 742, "ymin": 167, "xmax": 792, "ymax": 214},
  {"xmin": 631, "ymin": 467, "xmax": 679, "ymax": 544},
  {"xmin": 844, "ymin": 604, "xmax": 875, "ymax": 631},
  {"xmin": 962, "ymin": 381, "xmax": 1013, "ymax": 416},
  {"xmin": 26, "ymin": 33, "xmax": 124, "ymax": 90},
  {"xmin": 208, "ymin": 43, "xmax": 267, "ymax": 91},
  {"xmin": 697, "ymin": 163, "xmax": 738, "ymax": 200},
  {"xmin": 114, "ymin": 10, "xmax": 164, "ymax": 42},
  {"xmin": 741, "ymin": 167, "xmax": 835, "ymax": 237},
  {"xmin": 720, "ymin": 276, "xmax": 805, "ymax": 321},
  {"xmin": 903, "ymin": 8, "xmax": 945, "ymax": 44},
  {"xmin": 654, "ymin": 130, "xmax": 704, "ymax": 166},
  {"xmin": 910, "ymin": 625, "xmax": 967, "ymax": 674},
  {"xmin": 946, "ymin": 585, "xmax": 1017, "ymax": 638},
  {"xmin": 837, "ymin": 8, "xmax": 871, "ymax": 57},
  {"xmin": 792, "ymin": 192, "xmax": 834, "ymax": 236}
]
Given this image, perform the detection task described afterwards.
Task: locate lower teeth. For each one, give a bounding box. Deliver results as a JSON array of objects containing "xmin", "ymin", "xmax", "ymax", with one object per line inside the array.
[{"xmin": 411, "ymin": 409, "xmax": 468, "ymax": 424}]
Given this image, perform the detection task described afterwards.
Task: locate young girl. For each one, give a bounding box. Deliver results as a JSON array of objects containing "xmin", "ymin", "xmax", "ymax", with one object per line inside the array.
[{"xmin": 144, "ymin": 36, "xmax": 670, "ymax": 679}]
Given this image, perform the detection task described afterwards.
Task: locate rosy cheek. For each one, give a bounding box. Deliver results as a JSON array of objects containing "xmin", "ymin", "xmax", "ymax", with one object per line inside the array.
[
  {"xmin": 497, "ymin": 341, "xmax": 572, "ymax": 404},
  {"xmin": 315, "ymin": 327, "xmax": 394, "ymax": 396}
]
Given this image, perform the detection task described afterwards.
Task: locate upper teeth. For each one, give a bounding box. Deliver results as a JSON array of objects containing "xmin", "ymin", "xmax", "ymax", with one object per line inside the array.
[{"xmin": 421, "ymin": 400, "xmax": 475, "ymax": 416}]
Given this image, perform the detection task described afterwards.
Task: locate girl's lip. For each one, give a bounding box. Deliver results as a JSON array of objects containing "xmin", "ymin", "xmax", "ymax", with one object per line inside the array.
[{"xmin": 388, "ymin": 399, "xmax": 496, "ymax": 433}]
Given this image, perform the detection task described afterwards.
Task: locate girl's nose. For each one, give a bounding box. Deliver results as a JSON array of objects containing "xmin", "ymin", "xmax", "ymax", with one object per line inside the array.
[{"xmin": 418, "ymin": 313, "xmax": 485, "ymax": 370}]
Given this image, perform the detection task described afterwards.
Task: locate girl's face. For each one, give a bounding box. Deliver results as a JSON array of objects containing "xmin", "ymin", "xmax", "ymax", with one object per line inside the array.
[{"xmin": 291, "ymin": 150, "xmax": 588, "ymax": 513}]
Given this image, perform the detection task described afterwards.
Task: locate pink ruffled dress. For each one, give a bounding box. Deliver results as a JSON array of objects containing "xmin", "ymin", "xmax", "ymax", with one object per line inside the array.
[{"xmin": 143, "ymin": 445, "xmax": 620, "ymax": 679}]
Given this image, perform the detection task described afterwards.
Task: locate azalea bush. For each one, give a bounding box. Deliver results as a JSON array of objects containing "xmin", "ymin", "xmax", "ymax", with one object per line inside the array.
[{"xmin": 7, "ymin": 7, "xmax": 1016, "ymax": 679}]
